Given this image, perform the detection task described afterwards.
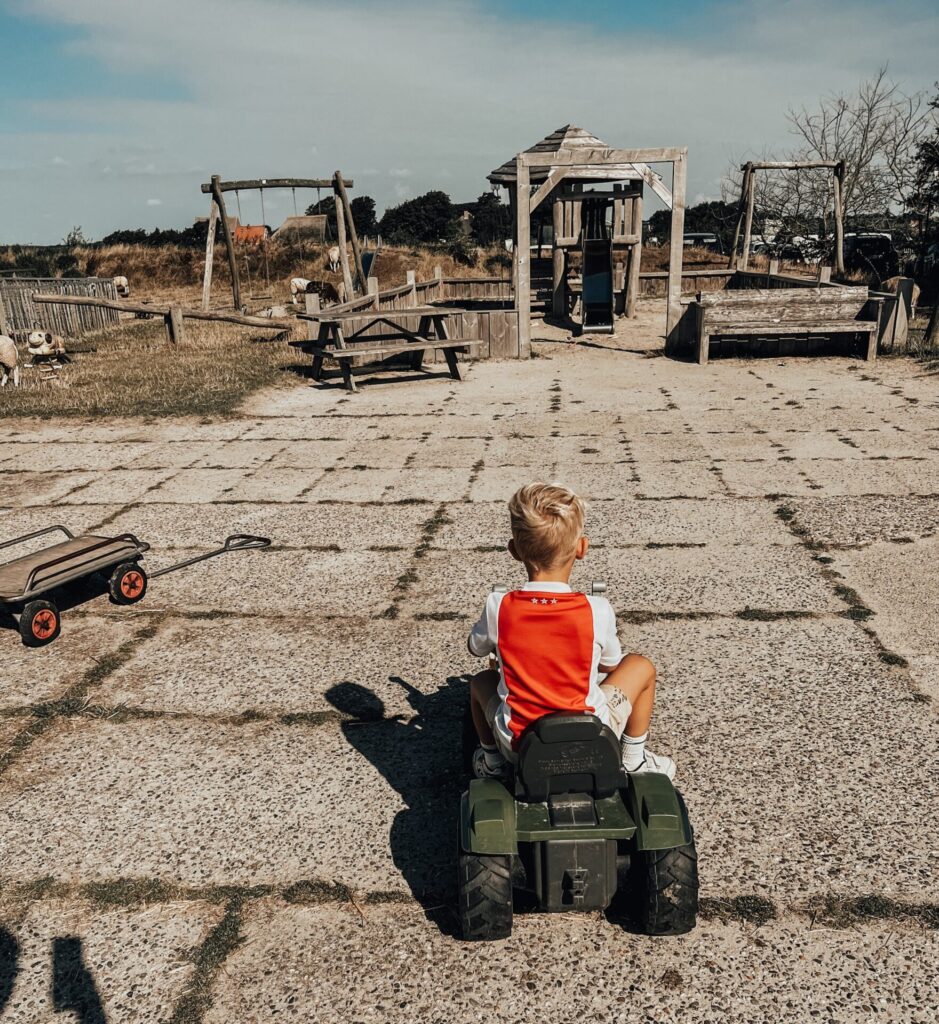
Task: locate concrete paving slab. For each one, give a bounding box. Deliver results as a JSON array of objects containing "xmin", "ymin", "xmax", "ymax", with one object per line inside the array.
[
  {"xmin": 98, "ymin": 614, "xmax": 476, "ymax": 717},
  {"xmin": 0, "ymin": 898, "xmax": 222, "ymax": 1024},
  {"xmin": 0, "ymin": 614, "xmax": 140, "ymax": 710},
  {"xmin": 345, "ymin": 438, "xmax": 426, "ymax": 469},
  {"xmin": 403, "ymin": 545, "xmax": 840, "ymax": 616},
  {"xmin": 717, "ymin": 459, "xmax": 825, "ymax": 496},
  {"xmin": 0, "ymin": 472, "xmax": 95, "ymax": 507},
  {"xmin": 139, "ymin": 469, "xmax": 249, "ymax": 503},
  {"xmin": 304, "ymin": 468, "xmax": 401, "ymax": 502},
  {"xmin": 60, "ymin": 469, "xmax": 179, "ymax": 505},
  {"xmin": 407, "ymin": 437, "xmax": 493, "ymax": 468},
  {"xmin": 0, "ymin": 442, "xmax": 153, "ymax": 473},
  {"xmin": 206, "ymin": 901, "xmax": 939, "ymax": 1024},
  {"xmin": 146, "ymin": 548, "xmax": 401, "ymax": 617},
  {"xmin": 890, "ymin": 457, "xmax": 939, "ymax": 495},
  {"xmin": 102, "ymin": 502, "xmax": 430, "ymax": 550},
  {"xmin": 267, "ymin": 440, "xmax": 356, "ymax": 468},
  {"xmin": 124, "ymin": 441, "xmax": 220, "ymax": 470},
  {"xmin": 0, "ymin": 717, "xmax": 458, "ymax": 893},
  {"xmin": 468, "ymin": 465, "xmax": 554, "ymax": 502},
  {"xmin": 0, "ymin": 505, "xmax": 123, "ymax": 541},
  {"xmin": 381, "ymin": 468, "xmax": 473, "ymax": 503},
  {"xmin": 831, "ymin": 538, "xmax": 939, "ymax": 702},
  {"xmin": 787, "ymin": 496, "xmax": 939, "ymax": 546},
  {"xmin": 632, "ymin": 459, "xmax": 727, "ymax": 498},
  {"xmin": 221, "ymin": 468, "xmax": 319, "ymax": 502},
  {"xmin": 191, "ymin": 440, "xmax": 287, "ymax": 469}
]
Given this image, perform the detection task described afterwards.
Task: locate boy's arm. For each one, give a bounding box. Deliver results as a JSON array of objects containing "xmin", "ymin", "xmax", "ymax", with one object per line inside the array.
[
  {"xmin": 467, "ymin": 598, "xmax": 496, "ymax": 658},
  {"xmin": 597, "ymin": 600, "xmax": 624, "ymax": 674}
]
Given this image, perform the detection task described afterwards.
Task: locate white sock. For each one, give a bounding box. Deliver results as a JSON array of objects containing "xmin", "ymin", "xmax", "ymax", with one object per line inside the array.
[
  {"xmin": 481, "ymin": 742, "xmax": 506, "ymax": 768},
  {"xmin": 621, "ymin": 731, "xmax": 647, "ymax": 770}
]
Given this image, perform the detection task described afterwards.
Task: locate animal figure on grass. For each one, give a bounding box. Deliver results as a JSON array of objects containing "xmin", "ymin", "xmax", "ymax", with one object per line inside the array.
[
  {"xmin": 881, "ymin": 276, "xmax": 921, "ymax": 320},
  {"xmin": 113, "ymin": 275, "xmax": 130, "ymax": 298},
  {"xmin": 26, "ymin": 331, "xmax": 68, "ymax": 363},
  {"xmin": 0, "ymin": 335, "xmax": 19, "ymax": 388},
  {"xmin": 327, "ymin": 246, "xmax": 341, "ymax": 272},
  {"xmin": 290, "ymin": 277, "xmax": 345, "ymax": 307}
]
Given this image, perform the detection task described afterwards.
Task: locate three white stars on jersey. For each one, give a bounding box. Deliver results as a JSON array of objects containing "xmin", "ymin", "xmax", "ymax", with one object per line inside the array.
[{"xmin": 530, "ymin": 598, "xmax": 559, "ymax": 604}]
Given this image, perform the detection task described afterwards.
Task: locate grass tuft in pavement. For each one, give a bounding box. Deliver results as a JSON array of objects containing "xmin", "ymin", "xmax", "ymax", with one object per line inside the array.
[{"xmin": 700, "ymin": 894, "xmax": 778, "ymax": 927}]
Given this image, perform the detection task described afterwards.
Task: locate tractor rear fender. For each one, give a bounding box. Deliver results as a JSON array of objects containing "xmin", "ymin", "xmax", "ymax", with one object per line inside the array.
[
  {"xmin": 627, "ymin": 773, "xmax": 693, "ymax": 851},
  {"xmin": 460, "ymin": 779, "xmax": 518, "ymax": 856}
]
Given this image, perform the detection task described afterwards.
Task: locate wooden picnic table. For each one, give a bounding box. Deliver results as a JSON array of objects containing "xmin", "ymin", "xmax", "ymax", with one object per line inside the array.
[{"xmin": 291, "ymin": 307, "xmax": 480, "ymax": 393}]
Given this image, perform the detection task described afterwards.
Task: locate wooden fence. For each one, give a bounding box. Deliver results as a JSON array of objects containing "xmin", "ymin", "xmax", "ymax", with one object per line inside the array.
[{"xmin": 0, "ymin": 277, "xmax": 119, "ymax": 337}]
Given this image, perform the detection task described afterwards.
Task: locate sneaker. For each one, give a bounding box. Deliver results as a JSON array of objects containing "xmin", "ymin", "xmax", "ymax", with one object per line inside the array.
[
  {"xmin": 625, "ymin": 749, "xmax": 676, "ymax": 781},
  {"xmin": 472, "ymin": 745, "xmax": 509, "ymax": 781}
]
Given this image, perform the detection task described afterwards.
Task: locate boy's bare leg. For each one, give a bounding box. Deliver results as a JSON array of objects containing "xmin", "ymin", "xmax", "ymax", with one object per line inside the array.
[
  {"xmin": 469, "ymin": 669, "xmax": 499, "ymax": 745},
  {"xmin": 602, "ymin": 653, "xmax": 656, "ymax": 737}
]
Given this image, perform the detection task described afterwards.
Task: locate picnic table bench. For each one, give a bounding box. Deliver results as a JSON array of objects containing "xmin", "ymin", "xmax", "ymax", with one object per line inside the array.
[
  {"xmin": 293, "ymin": 306, "xmax": 481, "ymax": 392},
  {"xmin": 691, "ymin": 286, "xmax": 883, "ymax": 365}
]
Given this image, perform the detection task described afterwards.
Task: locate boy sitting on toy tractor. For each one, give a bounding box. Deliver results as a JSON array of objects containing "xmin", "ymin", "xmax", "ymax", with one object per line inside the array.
[{"xmin": 467, "ymin": 481, "xmax": 674, "ymax": 782}]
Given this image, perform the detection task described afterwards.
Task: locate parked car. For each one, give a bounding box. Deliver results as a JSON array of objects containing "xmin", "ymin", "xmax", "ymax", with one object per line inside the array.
[
  {"xmin": 843, "ymin": 233, "xmax": 899, "ymax": 279},
  {"xmin": 683, "ymin": 232, "xmax": 724, "ymax": 254}
]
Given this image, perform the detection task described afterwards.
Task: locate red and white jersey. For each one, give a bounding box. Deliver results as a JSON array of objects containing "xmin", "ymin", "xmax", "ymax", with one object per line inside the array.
[{"xmin": 468, "ymin": 581, "xmax": 623, "ymax": 751}]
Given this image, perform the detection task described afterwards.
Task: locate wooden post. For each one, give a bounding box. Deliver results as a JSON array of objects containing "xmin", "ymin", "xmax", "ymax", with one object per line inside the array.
[
  {"xmin": 334, "ymin": 171, "xmax": 366, "ymax": 293},
  {"xmin": 516, "ymin": 159, "xmax": 532, "ymax": 356},
  {"xmin": 367, "ymin": 276, "xmax": 379, "ymax": 310},
  {"xmin": 210, "ymin": 175, "xmax": 241, "ymax": 311},
  {"xmin": 551, "ymin": 198, "xmax": 565, "ymax": 317},
  {"xmin": 201, "ymin": 199, "xmax": 219, "ymax": 311},
  {"xmin": 740, "ymin": 166, "xmax": 756, "ymax": 271},
  {"xmin": 833, "ymin": 161, "xmax": 845, "ymax": 276},
  {"xmin": 626, "ymin": 184, "xmax": 643, "ymax": 318},
  {"xmin": 728, "ymin": 163, "xmax": 751, "ymax": 269},
  {"xmin": 769, "ymin": 258, "xmax": 780, "ymax": 277},
  {"xmin": 335, "ymin": 200, "xmax": 355, "ymax": 301},
  {"xmin": 818, "ymin": 266, "xmax": 832, "ymax": 284},
  {"xmin": 406, "ymin": 270, "xmax": 417, "ymax": 308},
  {"xmin": 665, "ymin": 152, "xmax": 687, "ymax": 353},
  {"xmin": 166, "ymin": 306, "xmax": 185, "ymax": 344}
]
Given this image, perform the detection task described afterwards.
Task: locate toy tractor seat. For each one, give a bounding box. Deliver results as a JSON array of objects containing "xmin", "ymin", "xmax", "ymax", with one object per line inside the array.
[{"xmin": 515, "ymin": 713, "xmax": 625, "ymax": 803}]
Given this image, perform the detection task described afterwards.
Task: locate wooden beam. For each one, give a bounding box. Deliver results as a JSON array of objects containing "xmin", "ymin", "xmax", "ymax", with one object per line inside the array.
[
  {"xmin": 728, "ymin": 163, "xmax": 751, "ymax": 269},
  {"xmin": 740, "ymin": 166, "xmax": 757, "ymax": 272},
  {"xmin": 833, "ymin": 160, "xmax": 845, "ymax": 276},
  {"xmin": 742, "ymin": 161, "xmax": 840, "ymax": 171},
  {"xmin": 210, "ymin": 175, "xmax": 241, "ymax": 311},
  {"xmin": 32, "ymin": 293, "xmax": 292, "ymax": 329},
  {"xmin": 665, "ymin": 153, "xmax": 687, "ymax": 351},
  {"xmin": 627, "ymin": 163, "xmax": 672, "ymax": 209},
  {"xmin": 334, "ymin": 200, "xmax": 355, "ymax": 301},
  {"xmin": 334, "ymin": 170, "xmax": 366, "ymax": 293},
  {"xmin": 529, "ymin": 168, "xmax": 566, "ymax": 215},
  {"xmin": 626, "ymin": 187, "xmax": 643, "ymax": 318},
  {"xmin": 201, "ymin": 177, "xmax": 352, "ymax": 194},
  {"xmin": 521, "ymin": 146, "xmax": 688, "ymax": 168},
  {"xmin": 516, "ymin": 160, "xmax": 532, "ymax": 356},
  {"xmin": 552, "ymin": 198, "xmax": 565, "ymax": 317},
  {"xmin": 201, "ymin": 198, "xmax": 219, "ymax": 311}
]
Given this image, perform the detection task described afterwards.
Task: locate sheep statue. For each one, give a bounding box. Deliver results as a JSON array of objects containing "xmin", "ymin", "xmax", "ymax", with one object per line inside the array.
[{"xmin": 0, "ymin": 335, "xmax": 19, "ymax": 388}]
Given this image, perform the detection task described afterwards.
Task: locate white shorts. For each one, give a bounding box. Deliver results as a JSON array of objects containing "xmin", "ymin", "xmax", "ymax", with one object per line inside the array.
[{"xmin": 485, "ymin": 683, "xmax": 633, "ymax": 761}]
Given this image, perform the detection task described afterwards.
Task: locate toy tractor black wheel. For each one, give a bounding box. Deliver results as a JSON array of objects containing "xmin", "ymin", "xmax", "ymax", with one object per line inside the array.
[
  {"xmin": 109, "ymin": 562, "xmax": 148, "ymax": 605},
  {"xmin": 20, "ymin": 599, "xmax": 61, "ymax": 648},
  {"xmin": 458, "ymin": 850, "xmax": 513, "ymax": 941},
  {"xmin": 632, "ymin": 793, "xmax": 699, "ymax": 936}
]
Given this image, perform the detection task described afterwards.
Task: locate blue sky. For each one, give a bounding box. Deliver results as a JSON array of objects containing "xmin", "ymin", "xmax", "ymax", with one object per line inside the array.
[{"xmin": 1, "ymin": 0, "xmax": 936, "ymax": 244}]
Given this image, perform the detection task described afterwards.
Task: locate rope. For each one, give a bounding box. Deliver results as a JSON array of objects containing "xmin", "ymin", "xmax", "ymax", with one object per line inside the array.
[
  {"xmin": 234, "ymin": 190, "xmax": 255, "ymax": 297},
  {"xmin": 292, "ymin": 186, "xmax": 305, "ymax": 261}
]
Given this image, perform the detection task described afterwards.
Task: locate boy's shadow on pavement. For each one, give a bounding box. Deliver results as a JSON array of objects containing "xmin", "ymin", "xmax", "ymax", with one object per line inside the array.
[{"xmin": 325, "ymin": 675, "xmax": 469, "ymax": 936}]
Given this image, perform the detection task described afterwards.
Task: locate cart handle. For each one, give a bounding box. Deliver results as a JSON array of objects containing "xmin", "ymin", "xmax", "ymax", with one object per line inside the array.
[
  {"xmin": 149, "ymin": 534, "xmax": 271, "ymax": 579},
  {"xmin": 0, "ymin": 524, "xmax": 74, "ymax": 553}
]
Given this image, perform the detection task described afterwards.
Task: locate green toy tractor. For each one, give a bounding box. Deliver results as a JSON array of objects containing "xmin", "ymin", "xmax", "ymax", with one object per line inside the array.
[{"xmin": 458, "ymin": 710, "xmax": 699, "ymax": 940}]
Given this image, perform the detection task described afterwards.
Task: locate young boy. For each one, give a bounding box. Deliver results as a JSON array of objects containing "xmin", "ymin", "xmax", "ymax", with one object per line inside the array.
[{"xmin": 467, "ymin": 481, "xmax": 675, "ymax": 781}]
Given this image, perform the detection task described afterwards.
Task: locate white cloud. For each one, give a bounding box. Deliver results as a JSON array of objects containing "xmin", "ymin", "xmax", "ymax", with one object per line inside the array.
[
  {"xmin": 5, "ymin": 0, "xmax": 938, "ymax": 242},
  {"xmin": 50, "ymin": 155, "xmax": 69, "ymax": 166},
  {"xmin": 146, "ymin": 198, "xmax": 162, "ymax": 206}
]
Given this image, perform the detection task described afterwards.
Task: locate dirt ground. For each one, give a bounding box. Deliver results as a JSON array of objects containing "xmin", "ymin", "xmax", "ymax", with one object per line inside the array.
[{"xmin": 0, "ymin": 299, "xmax": 937, "ymax": 1022}]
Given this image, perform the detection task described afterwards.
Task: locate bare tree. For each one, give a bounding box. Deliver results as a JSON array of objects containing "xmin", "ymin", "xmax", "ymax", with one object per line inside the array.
[{"xmin": 787, "ymin": 67, "xmax": 930, "ymax": 222}]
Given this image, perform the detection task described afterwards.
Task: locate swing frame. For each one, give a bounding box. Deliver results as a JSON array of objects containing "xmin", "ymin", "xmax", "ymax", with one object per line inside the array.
[{"xmin": 199, "ymin": 174, "xmax": 357, "ymax": 311}]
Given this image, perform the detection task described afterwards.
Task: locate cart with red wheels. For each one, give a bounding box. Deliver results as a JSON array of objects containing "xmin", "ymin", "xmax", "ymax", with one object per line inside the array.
[{"xmin": 0, "ymin": 526, "xmax": 269, "ymax": 647}]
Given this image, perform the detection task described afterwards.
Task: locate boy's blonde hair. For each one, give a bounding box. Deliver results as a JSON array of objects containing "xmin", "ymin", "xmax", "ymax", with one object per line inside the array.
[{"xmin": 508, "ymin": 482, "xmax": 586, "ymax": 571}]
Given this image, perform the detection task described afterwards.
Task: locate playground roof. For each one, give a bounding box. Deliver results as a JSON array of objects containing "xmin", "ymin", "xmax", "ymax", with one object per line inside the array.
[{"xmin": 488, "ymin": 125, "xmax": 645, "ymax": 186}]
